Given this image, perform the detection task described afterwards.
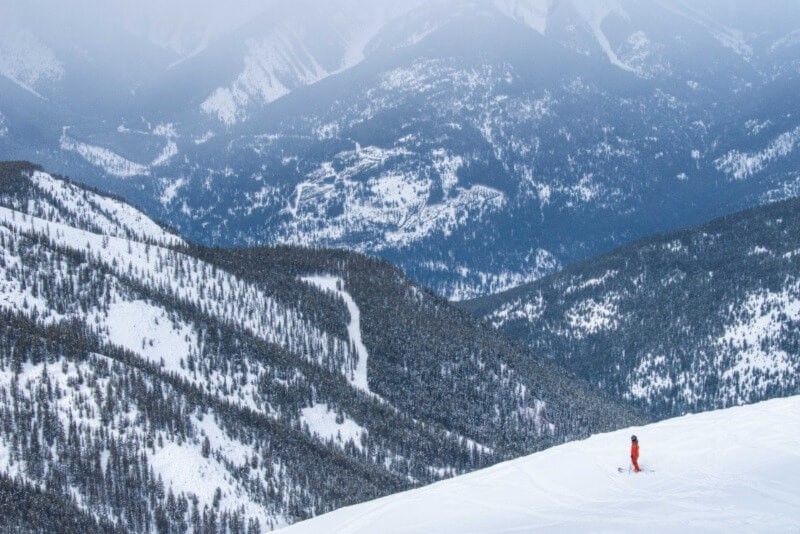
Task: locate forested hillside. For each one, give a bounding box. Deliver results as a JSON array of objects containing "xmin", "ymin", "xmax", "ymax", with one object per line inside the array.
[
  {"xmin": 0, "ymin": 162, "xmax": 640, "ymax": 531},
  {"xmin": 464, "ymin": 196, "xmax": 800, "ymax": 417}
]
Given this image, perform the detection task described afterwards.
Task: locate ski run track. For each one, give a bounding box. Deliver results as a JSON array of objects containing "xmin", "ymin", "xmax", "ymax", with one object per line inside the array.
[{"xmin": 280, "ymin": 396, "xmax": 800, "ymax": 533}]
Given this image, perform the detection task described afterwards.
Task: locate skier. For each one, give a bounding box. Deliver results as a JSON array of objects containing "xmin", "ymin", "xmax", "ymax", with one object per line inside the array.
[{"xmin": 630, "ymin": 435, "xmax": 641, "ymax": 473}]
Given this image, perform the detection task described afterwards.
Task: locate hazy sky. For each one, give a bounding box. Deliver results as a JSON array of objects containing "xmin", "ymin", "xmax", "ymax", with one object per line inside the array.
[
  {"xmin": 2, "ymin": 0, "xmax": 798, "ymax": 58},
  {"xmin": 1, "ymin": 0, "xmax": 278, "ymax": 55}
]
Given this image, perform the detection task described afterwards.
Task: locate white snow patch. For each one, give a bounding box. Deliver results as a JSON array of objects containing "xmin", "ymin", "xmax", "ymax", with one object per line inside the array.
[
  {"xmin": 0, "ymin": 28, "xmax": 64, "ymax": 98},
  {"xmin": 97, "ymin": 299, "xmax": 196, "ymax": 374},
  {"xmin": 301, "ymin": 403, "xmax": 365, "ymax": 451},
  {"xmin": 29, "ymin": 170, "xmax": 183, "ymax": 246},
  {"xmin": 571, "ymin": 0, "xmax": 635, "ymax": 73},
  {"xmin": 281, "ymin": 397, "xmax": 800, "ymax": 533},
  {"xmin": 160, "ymin": 177, "xmax": 187, "ymax": 207},
  {"xmin": 564, "ymin": 294, "xmax": 619, "ymax": 337},
  {"xmin": 151, "ymin": 140, "xmax": 178, "ymax": 167},
  {"xmin": 60, "ymin": 130, "xmax": 150, "ymax": 178},
  {"xmin": 494, "ymin": 0, "xmax": 551, "ymax": 35},
  {"xmin": 717, "ymin": 285, "xmax": 800, "ymax": 390},
  {"xmin": 302, "ymin": 275, "xmax": 373, "ymax": 396},
  {"xmin": 193, "ymin": 130, "xmax": 215, "ymax": 145},
  {"xmin": 745, "ymin": 119, "xmax": 772, "ymax": 136},
  {"xmin": 0, "ymin": 206, "xmax": 346, "ymax": 372},
  {"xmin": 715, "ymin": 126, "xmax": 800, "ymax": 181},
  {"xmin": 771, "ymin": 28, "xmax": 800, "ymax": 51},
  {"xmin": 658, "ymin": 2, "xmax": 753, "ymax": 59}
]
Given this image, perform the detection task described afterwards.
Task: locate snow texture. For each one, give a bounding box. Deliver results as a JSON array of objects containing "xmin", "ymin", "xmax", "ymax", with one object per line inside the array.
[
  {"xmin": 493, "ymin": 0, "xmax": 551, "ymax": 35},
  {"xmin": 0, "ymin": 357, "xmax": 277, "ymax": 530},
  {"xmin": 0, "ymin": 206, "xmax": 350, "ymax": 378},
  {"xmin": 60, "ymin": 130, "xmax": 150, "ymax": 179},
  {"xmin": 28, "ymin": 170, "xmax": 184, "ymax": 247},
  {"xmin": 302, "ymin": 275, "xmax": 372, "ymax": 395},
  {"xmin": 280, "ymin": 396, "xmax": 800, "ymax": 533},
  {"xmin": 301, "ymin": 403, "xmax": 365, "ymax": 451},
  {"xmin": 0, "ymin": 28, "xmax": 64, "ymax": 98},
  {"xmin": 716, "ymin": 126, "xmax": 800, "ymax": 181}
]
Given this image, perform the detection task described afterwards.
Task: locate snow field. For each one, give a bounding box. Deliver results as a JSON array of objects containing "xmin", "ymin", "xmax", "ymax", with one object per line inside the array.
[
  {"xmin": 301, "ymin": 403, "xmax": 366, "ymax": 452},
  {"xmin": 280, "ymin": 396, "xmax": 800, "ymax": 533},
  {"xmin": 0, "ymin": 205, "xmax": 352, "ymax": 375},
  {"xmin": 301, "ymin": 275, "xmax": 373, "ymax": 395},
  {"xmin": 0, "ymin": 356, "xmax": 281, "ymax": 530},
  {"xmin": 30, "ymin": 171, "xmax": 184, "ymax": 247}
]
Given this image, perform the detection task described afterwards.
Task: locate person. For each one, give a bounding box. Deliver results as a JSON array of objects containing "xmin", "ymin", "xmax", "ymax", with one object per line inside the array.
[{"xmin": 630, "ymin": 435, "xmax": 641, "ymax": 473}]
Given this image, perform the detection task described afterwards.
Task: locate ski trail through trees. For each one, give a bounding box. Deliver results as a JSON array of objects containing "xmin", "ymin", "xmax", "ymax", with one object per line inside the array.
[{"xmin": 302, "ymin": 275, "xmax": 373, "ymax": 396}]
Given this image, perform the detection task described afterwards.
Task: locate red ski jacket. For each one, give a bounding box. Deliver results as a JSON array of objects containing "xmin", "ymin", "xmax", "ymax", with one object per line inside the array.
[{"xmin": 631, "ymin": 442, "xmax": 639, "ymax": 461}]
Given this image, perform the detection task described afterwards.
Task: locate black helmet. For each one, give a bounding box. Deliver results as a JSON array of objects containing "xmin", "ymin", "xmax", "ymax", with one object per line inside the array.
[{"xmin": 631, "ymin": 435, "xmax": 638, "ymax": 442}]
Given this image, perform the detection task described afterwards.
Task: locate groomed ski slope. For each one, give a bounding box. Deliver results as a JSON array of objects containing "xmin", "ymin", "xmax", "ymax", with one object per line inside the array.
[
  {"xmin": 302, "ymin": 275, "xmax": 372, "ymax": 395},
  {"xmin": 280, "ymin": 396, "xmax": 800, "ymax": 533}
]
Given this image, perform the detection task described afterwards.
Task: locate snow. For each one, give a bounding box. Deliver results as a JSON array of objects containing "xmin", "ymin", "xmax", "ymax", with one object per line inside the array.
[
  {"xmin": 29, "ymin": 171, "xmax": 183, "ymax": 246},
  {"xmin": 564, "ymin": 294, "xmax": 619, "ymax": 337},
  {"xmin": 302, "ymin": 275, "xmax": 372, "ymax": 395},
  {"xmin": 571, "ymin": 0, "xmax": 635, "ymax": 73},
  {"xmin": 151, "ymin": 140, "xmax": 179, "ymax": 167},
  {"xmin": 279, "ymin": 142, "xmax": 505, "ymax": 253},
  {"xmin": 658, "ymin": 2, "xmax": 752, "ymax": 60},
  {"xmin": 0, "ymin": 111, "xmax": 7, "ymax": 137},
  {"xmin": 160, "ymin": 177, "xmax": 187, "ymax": 207},
  {"xmin": 494, "ymin": 0, "xmax": 551, "ymax": 35},
  {"xmin": 146, "ymin": 415, "xmax": 275, "ymax": 529},
  {"xmin": 279, "ymin": 396, "xmax": 800, "ymax": 533},
  {"xmin": 60, "ymin": 130, "xmax": 150, "ymax": 178},
  {"xmin": 300, "ymin": 403, "xmax": 366, "ymax": 451},
  {"xmin": 200, "ymin": 3, "xmax": 423, "ymax": 125},
  {"xmin": 717, "ymin": 285, "xmax": 800, "ymax": 393},
  {"xmin": 715, "ymin": 126, "xmax": 800, "ymax": 181},
  {"xmin": 443, "ymin": 249, "xmax": 559, "ymax": 302},
  {"xmin": 0, "ymin": 28, "xmax": 64, "ymax": 98},
  {"xmin": 193, "ymin": 130, "xmax": 215, "ymax": 145},
  {"xmin": 746, "ymin": 119, "xmax": 772, "ymax": 136},
  {"xmin": 0, "ymin": 206, "xmax": 349, "ymax": 375},
  {"xmin": 0, "ymin": 355, "xmax": 278, "ymax": 529},
  {"xmin": 98, "ymin": 299, "xmax": 196, "ymax": 374},
  {"xmin": 771, "ymin": 28, "xmax": 800, "ymax": 52}
]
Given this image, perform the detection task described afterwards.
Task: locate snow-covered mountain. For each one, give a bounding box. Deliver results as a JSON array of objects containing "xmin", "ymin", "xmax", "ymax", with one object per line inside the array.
[
  {"xmin": 2, "ymin": 0, "xmax": 800, "ymax": 298},
  {"xmin": 463, "ymin": 195, "xmax": 800, "ymax": 417},
  {"xmin": 0, "ymin": 161, "xmax": 640, "ymax": 531},
  {"xmin": 280, "ymin": 396, "xmax": 800, "ymax": 533}
]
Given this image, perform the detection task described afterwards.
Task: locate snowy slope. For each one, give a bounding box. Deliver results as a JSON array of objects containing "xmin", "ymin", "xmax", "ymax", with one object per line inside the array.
[
  {"xmin": 0, "ymin": 162, "xmax": 642, "ymax": 530},
  {"xmin": 281, "ymin": 396, "xmax": 800, "ymax": 533},
  {"xmin": 463, "ymin": 195, "xmax": 800, "ymax": 417},
  {"xmin": 302, "ymin": 275, "xmax": 374, "ymax": 396}
]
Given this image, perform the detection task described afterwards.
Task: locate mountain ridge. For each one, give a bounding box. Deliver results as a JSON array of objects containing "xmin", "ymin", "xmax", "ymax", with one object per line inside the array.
[
  {"xmin": 0, "ymin": 161, "xmax": 642, "ymax": 530},
  {"xmin": 3, "ymin": 1, "xmax": 800, "ymax": 298},
  {"xmin": 462, "ymin": 193, "xmax": 800, "ymax": 417}
]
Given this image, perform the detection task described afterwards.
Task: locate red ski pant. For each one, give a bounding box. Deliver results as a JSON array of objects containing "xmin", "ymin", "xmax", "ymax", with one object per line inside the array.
[{"xmin": 631, "ymin": 457, "xmax": 641, "ymax": 472}]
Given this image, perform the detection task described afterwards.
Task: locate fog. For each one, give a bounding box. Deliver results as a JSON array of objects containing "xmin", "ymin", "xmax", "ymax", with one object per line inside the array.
[
  {"xmin": 0, "ymin": 0, "xmax": 417, "ymax": 57},
  {"xmin": 2, "ymin": 0, "xmax": 798, "ymax": 61}
]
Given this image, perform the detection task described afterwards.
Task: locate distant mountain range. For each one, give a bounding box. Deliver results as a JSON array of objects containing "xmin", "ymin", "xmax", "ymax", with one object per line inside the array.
[
  {"xmin": 0, "ymin": 161, "xmax": 639, "ymax": 531},
  {"xmin": 2, "ymin": 0, "xmax": 799, "ymax": 298},
  {"xmin": 462, "ymin": 194, "xmax": 800, "ymax": 417}
]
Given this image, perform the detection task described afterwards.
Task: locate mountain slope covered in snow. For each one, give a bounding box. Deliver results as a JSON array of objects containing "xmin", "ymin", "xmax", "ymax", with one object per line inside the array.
[
  {"xmin": 0, "ymin": 162, "xmax": 641, "ymax": 531},
  {"xmin": 3, "ymin": 1, "xmax": 800, "ymax": 298},
  {"xmin": 280, "ymin": 396, "xmax": 800, "ymax": 533},
  {"xmin": 463, "ymin": 196, "xmax": 800, "ymax": 417}
]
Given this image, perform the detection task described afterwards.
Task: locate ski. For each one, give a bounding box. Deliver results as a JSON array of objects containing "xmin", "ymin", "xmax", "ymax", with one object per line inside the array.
[{"xmin": 618, "ymin": 467, "xmax": 655, "ymax": 473}]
